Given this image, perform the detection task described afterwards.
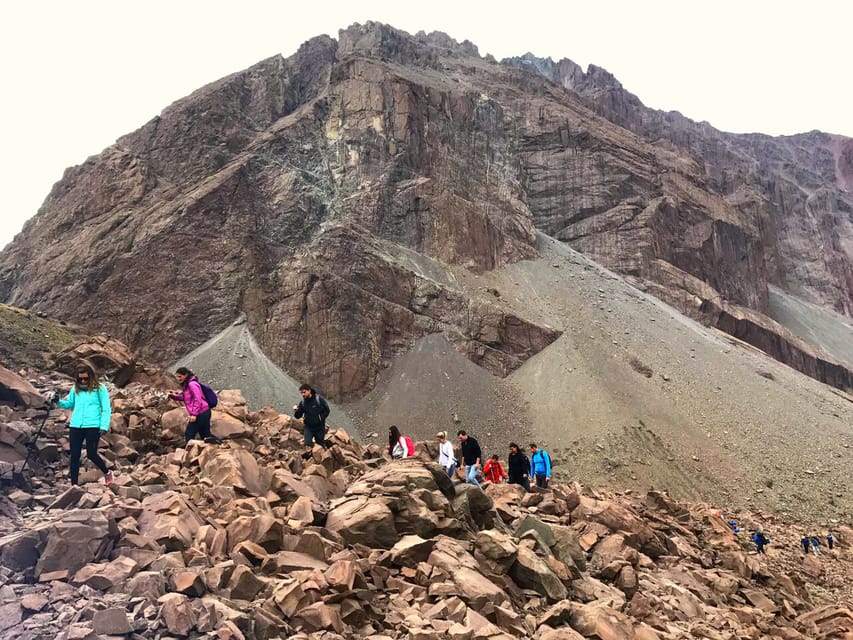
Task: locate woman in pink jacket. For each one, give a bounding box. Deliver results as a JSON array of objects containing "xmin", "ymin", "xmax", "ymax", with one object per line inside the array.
[{"xmin": 170, "ymin": 367, "xmax": 220, "ymax": 443}]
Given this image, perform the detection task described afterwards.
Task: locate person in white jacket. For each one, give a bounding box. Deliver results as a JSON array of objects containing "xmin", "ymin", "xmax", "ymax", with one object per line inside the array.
[
  {"xmin": 388, "ymin": 425, "xmax": 410, "ymax": 459},
  {"xmin": 436, "ymin": 431, "xmax": 457, "ymax": 477}
]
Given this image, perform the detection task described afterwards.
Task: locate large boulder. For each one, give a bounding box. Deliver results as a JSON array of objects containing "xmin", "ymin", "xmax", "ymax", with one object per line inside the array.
[
  {"xmin": 509, "ymin": 545, "xmax": 568, "ymax": 602},
  {"xmin": 137, "ymin": 491, "xmax": 206, "ymax": 551},
  {"xmin": 216, "ymin": 389, "xmax": 249, "ymax": 420},
  {"xmin": 569, "ymin": 602, "xmax": 658, "ymax": 640},
  {"xmin": 211, "ymin": 411, "xmax": 254, "ymax": 440},
  {"xmin": 389, "ymin": 535, "xmax": 436, "ymax": 566},
  {"xmin": 325, "ymin": 495, "xmax": 399, "ymax": 548},
  {"xmin": 158, "ymin": 593, "xmax": 196, "ymax": 636},
  {"xmin": 347, "ymin": 461, "xmax": 455, "ymax": 499},
  {"xmin": 516, "ymin": 516, "xmax": 557, "ymax": 547},
  {"xmin": 0, "ymin": 365, "xmax": 45, "ymax": 408},
  {"xmin": 0, "ymin": 530, "xmax": 41, "ymax": 571},
  {"xmin": 72, "ymin": 556, "xmax": 139, "ymax": 590},
  {"xmin": 199, "ymin": 447, "xmax": 271, "ymax": 496},
  {"xmin": 55, "ymin": 336, "xmax": 137, "ymax": 387},
  {"xmin": 475, "ymin": 529, "xmax": 519, "ymax": 564},
  {"xmin": 587, "ymin": 501, "xmax": 668, "ymax": 558},
  {"xmin": 452, "ymin": 483, "xmax": 495, "ymax": 530},
  {"xmin": 160, "ymin": 408, "xmax": 188, "ymax": 439},
  {"xmin": 550, "ymin": 523, "xmax": 587, "ymax": 572},
  {"xmin": 428, "ymin": 536, "xmax": 510, "ymax": 607},
  {"xmin": 35, "ymin": 510, "xmax": 117, "ymax": 578}
]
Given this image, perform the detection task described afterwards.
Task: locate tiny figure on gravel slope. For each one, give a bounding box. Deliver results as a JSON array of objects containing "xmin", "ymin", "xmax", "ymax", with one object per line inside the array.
[
  {"xmin": 810, "ymin": 535, "xmax": 822, "ymax": 555},
  {"xmin": 752, "ymin": 529, "xmax": 769, "ymax": 555}
]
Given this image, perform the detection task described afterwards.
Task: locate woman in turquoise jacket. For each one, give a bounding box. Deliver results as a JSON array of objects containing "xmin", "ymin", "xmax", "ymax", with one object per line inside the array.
[{"xmin": 56, "ymin": 363, "xmax": 113, "ymax": 486}]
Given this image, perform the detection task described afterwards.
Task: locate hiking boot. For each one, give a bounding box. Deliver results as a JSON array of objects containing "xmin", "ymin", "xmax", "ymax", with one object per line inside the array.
[
  {"xmin": 204, "ymin": 436, "xmax": 223, "ymax": 445},
  {"xmin": 104, "ymin": 471, "xmax": 114, "ymax": 486}
]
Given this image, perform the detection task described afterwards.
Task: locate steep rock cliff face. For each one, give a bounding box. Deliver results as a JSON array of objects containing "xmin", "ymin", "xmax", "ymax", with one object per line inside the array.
[
  {"xmin": 506, "ymin": 53, "xmax": 853, "ymax": 317},
  {"xmin": 0, "ymin": 25, "xmax": 557, "ymax": 398},
  {"xmin": 1, "ymin": 23, "xmax": 850, "ymax": 394}
]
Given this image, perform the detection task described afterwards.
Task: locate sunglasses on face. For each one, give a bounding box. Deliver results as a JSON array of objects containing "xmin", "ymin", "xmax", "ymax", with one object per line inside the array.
[{"xmin": 77, "ymin": 376, "xmax": 89, "ymax": 382}]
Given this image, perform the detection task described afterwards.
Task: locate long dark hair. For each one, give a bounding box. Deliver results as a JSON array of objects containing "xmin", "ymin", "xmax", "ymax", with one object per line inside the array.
[
  {"xmin": 175, "ymin": 367, "xmax": 194, "ymax": 388},
  {"xmin": 75, "ymin": 363, "xmax": 99, "ymax": 392},
  {"xmin": 388, "ymin": 425, "xmax": 401, "ymax": 455}
]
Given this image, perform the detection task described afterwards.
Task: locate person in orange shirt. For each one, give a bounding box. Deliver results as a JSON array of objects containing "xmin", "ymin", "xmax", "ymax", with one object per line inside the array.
[{"xmin": 483, "ymin": 454, "xmax": 507, "ymax": 484}]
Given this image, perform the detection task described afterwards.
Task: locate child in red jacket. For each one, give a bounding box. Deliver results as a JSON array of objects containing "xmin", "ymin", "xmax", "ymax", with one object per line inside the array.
[{"xmin": 483, "ymin": 454, "xmax": 507, "ymax": 484}]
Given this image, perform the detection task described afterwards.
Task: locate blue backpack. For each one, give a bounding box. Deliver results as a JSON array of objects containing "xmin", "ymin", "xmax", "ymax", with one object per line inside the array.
[{"xmin": 199, "ymin": 382, "xmax": 218, "ymax": 408}]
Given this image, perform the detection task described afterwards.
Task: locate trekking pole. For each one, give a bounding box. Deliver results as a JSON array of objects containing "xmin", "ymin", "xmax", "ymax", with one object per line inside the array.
[{"xmin": 11, "ymin": 402, "xmax": 53, "ymax": 485}]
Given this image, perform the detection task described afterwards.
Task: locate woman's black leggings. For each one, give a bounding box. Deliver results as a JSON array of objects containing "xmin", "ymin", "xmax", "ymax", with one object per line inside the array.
[
  {"xmin": 185, "ymin": 409, "xmax": 213, "ymax": 441},
  {"xmin": 69, "ymin": 428, "xmax": 108, "ymax": 485}
]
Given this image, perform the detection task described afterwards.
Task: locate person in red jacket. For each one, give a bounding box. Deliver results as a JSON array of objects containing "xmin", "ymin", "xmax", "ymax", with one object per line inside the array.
[{"xmin": 483, "ymin": 454, "xmax": 507, "ymax": 484}]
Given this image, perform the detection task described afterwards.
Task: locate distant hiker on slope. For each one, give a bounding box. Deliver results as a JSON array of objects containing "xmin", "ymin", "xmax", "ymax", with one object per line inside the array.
[
  {"xmin": 752, "ymin": 529, "xmax": 769, "ymax": 555},
  {"xmin": 810, "ymin": 536, "xmax": 821, "ymax": 556},
  {"xmin": 827, "ymin": 533, "xmax": 834, "ymax": 551},
  {"xmin": 801, "ymin": 535, "xmax": 811, "ymax": 554},
  {"xmin": 483, "ymin": 454, "xmax": 507, "ymax": 484},
  {"xmin": 171, "ymin": 367, "xmax": 222, "ymax": 444},
  {"xmin": 457, "ymin": 430, "xmax": 482, "ymax": 488},
  {"xmin": 388, "ymin": 425, "xmax": 413, "ymax": 459},
  {"xmin": 436, "ymin": 431, "xmax": 457, "ymax": 477},
  {"xmin": 529, "ymin": 443, "xmax": 552, "ymax": 488},
  {"xmin": 54, "ymin": 363, "xmax": 113, "ymax": 486},
  {"xmin": 293, "ymin": 384, "xmax": 330, "ymax": 449},
  {"xmin": 507, "ymin": 442, "xmax": 531, "ymax": 491}
]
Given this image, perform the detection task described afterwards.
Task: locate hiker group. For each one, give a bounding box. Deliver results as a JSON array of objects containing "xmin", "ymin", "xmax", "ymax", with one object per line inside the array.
[
  {"xmin": 394, "ymin": 427, "xmax": 553, "ymax": 492},
  {"xmin": 49, "ymin": 362, "xmax": 337, "ymax": 486},
  {"xmin": 726, "ymin": 518, "xmax": 838, "ymax": 558},
  {"xmin": 801, "ymin": 533, "xmax": 835, "ymax": 556},
  {"xmin": 52, "ymin": 358, "xmax": 554, "ymax": 491}
]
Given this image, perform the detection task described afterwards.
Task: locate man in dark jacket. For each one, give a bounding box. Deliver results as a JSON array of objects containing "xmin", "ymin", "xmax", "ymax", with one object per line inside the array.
[
  {"xmin": 293, "ymin": 384, "xmax": 331, "ymax": 448},
  {"xmin": 507, "ymin": 442, "xmax": 530, "ymax": 491},
  {"xmin": 457, "ymin": 430, "xmax": 482, "ymax": 488}
]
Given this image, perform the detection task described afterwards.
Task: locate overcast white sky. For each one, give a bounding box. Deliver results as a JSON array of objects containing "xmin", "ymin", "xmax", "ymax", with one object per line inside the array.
[{"xmin": 1, "ymin": 0, "xmax": 850, "ymax": 249}]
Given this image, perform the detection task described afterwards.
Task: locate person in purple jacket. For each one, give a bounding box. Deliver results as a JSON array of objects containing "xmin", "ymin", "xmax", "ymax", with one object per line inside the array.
[{"xmin": 170, "ymin": 367, "xmax": 221, "ymax": 444}]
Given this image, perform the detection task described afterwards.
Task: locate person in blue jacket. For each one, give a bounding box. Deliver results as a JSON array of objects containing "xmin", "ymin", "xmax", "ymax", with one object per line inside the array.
[
  {"xmin": 752, "ymin": 529, "xmax": 769, "ymax": 554},
  {"xmin": 529, "ymin": 443, "xmax": 552, "ymax": 488},
  {"xmin": 54, "ymin": 363, "xmax": 113, "ymax": 486}
]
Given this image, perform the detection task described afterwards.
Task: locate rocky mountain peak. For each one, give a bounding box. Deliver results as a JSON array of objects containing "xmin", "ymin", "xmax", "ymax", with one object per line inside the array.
[
  {"xmin": 415, "ymin": 30, "xmax": 480, "ymax": 57},
  {"xmin": 0, "ymin": 23, "xmax": 851, "ymax": 400}
]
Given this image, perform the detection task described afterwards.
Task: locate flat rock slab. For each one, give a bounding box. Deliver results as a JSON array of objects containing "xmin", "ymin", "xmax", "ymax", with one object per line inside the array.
[{"xmin": 92, "ymin": 607, "xmax": 133, "ymax": 635}]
